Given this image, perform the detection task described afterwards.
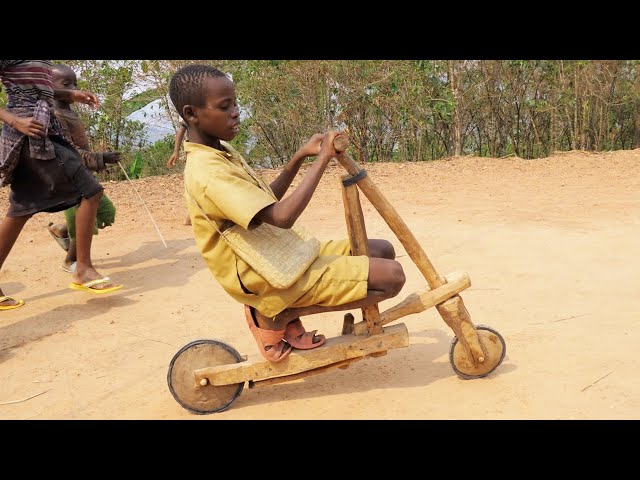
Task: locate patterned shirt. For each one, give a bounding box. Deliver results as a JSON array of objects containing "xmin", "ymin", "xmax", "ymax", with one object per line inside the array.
[{"xmin": 0, "ymin": 60, "xmax": 64, "ymax": 186}]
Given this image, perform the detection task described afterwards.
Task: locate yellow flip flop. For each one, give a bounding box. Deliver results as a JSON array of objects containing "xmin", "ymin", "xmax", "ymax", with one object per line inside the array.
[
  {"xmin": 69, "ymin": 277, "xmax": 123, "ymax": 294},
  {"xmin": 0, "ymin": 295, "xmax": 25, "ymax": 311}
]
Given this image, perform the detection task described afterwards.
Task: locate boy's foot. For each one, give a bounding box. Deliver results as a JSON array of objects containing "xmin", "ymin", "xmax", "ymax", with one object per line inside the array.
[
  {"xmin": 284, "ymin": 319, "xmax": 326, "ymax": 349},
  {"xmin": 69, "ymin": 278, "xmax": 123, "ymax": 294},
  {"xmin": 47, "ymin": 222, "xmax": 70, "ymax": 251},
  {"xmin": 184, "ymin": 215, "xmax": 192, "ymax": 226},
  {"xmin": 61, "ymin": 261, "xmax": 77, "ymax": 273},
  {"xmin": 244, "ymin": 305, "xmax": 292, "ymax": 362},
  {"xmin": 0, "ymin": 295, "xmax": 25, "ymax": 311},
  {"xmin": 70, "ymin": 267, "xmax": 122, "ymax": 293}
]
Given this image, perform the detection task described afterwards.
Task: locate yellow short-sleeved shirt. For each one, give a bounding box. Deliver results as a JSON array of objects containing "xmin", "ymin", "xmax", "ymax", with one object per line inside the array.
[{"xmin": 184, "ymin": 140, "xmax": 369, "ymax": 318}]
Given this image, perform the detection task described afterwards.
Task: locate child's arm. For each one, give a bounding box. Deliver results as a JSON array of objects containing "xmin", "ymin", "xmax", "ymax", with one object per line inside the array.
[
  {"xmin": 55, "ymin": 110, "xmax": 121, "ymax": 171},
  {"xmin": 0, "ymin": 64, "xmax": 45, "ymax": 137},
  {"xmin": 0, "ymin": 108, "xmax": 45, "ymax": 137},
  {"xmin": 167, "ymin": 124, "xmax": 187, "ymax": 168},
  {"xmin": 255, "ymin": 131, "xmax": 341, "ymax": 229},
  {"xmin": 269, "ymin": 133, "xmax": 324, "ymax": 199},
  {"xmin": 79, "ymin": 149, "xmax": 122, "ymax": 172},
  {"xmin": 74, "ymin": 145, "xmax": 107, "ymax": 171},
  {"xmin": 54, "ymin": 89, "xmax": 99, "ymax": 108}
]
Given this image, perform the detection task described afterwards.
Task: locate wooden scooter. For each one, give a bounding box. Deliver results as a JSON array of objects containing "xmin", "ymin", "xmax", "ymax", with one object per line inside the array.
[{"xmin": 167, "ymin": 137, "xmax": 506, "ymax": 414}]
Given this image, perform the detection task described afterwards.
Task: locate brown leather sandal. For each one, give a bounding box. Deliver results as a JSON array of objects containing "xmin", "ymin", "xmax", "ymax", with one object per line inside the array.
[
  {"xmin": 284, "ymin": 319, "xmax": 326, "ymax": 350},
  {"xmin": 244, "ymin": 305, "xmax": 292, "ymax": 362}
]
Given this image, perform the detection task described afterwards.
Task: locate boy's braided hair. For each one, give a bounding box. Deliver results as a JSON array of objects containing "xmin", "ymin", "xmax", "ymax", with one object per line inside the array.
[{"xmin": 169, "ymin": 64, "xmax": 226, "ymax": 120}]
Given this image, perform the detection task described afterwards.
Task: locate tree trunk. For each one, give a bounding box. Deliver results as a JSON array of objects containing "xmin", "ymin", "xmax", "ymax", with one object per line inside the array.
[
  {"xmin": 635, "ymin": 63, "xmax": 640, "ymax": 148},
  {"xmin": 573, "ymin": 65, "xmax": 580, "ymax": 150},
  {"xmin": 449, "ymin": 60, "xmax": 462, "ymax": 157}
]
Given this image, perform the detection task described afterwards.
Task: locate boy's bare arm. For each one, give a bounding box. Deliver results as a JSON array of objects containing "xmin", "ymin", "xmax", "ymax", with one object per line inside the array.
[
  {"xmin": 269, "ymin": 133, "xmax": 324, "ymax": 199},
  {"xmin": 53, "ymin": 89, "xmax": 99, "ymax": 108},
  {"xmin": 168, "ymin": 124, "xmax": 187, "ymax": 168},
  {"xmin": 256, "ymin": 131, "xmax": 341, "ymax": 229}
]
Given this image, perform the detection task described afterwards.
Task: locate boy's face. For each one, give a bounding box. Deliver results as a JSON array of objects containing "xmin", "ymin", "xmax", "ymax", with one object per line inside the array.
[
  {"xmin": 52, "ymin": 67, "xmax": 78, "ymax": 91},
  {"xmin": 189, "ymin": 76, "xmax": 240, "ymax": 142}
]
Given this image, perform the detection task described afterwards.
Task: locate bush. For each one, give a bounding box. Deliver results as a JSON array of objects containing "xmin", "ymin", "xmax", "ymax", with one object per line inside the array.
[{"xmin": 97, "ymin": 134, "xmax": 177, "ymax": 182}]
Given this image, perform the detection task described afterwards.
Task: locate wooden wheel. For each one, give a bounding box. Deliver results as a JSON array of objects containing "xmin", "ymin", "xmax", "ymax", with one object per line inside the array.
[
  {"xmin": 168, "ymin": 339, "xmax": 244, "ymax": 414},
  {"xmin": 449, "ymin": 325, "xmax": 506, "ymax": 380}
]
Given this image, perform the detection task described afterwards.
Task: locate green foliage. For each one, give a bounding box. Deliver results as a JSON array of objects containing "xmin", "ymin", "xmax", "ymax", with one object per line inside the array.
[
  {"xmin": 97, "ymin": 133, "xmax": 176, "ymax": 183},
  {"xmin": 6, "ymin": 60, "xmax": 640, "ymax": 178},
  {"xmin": 138, "ymin": 134, "xmax": 176, "ymax": 176},
  {"xmin": 129, "ymin": 151, "xmax": 143, "ymax": 179},
  {"xmin": 56, "ymin": 60, "xmax": 146, "ymax": 152}
]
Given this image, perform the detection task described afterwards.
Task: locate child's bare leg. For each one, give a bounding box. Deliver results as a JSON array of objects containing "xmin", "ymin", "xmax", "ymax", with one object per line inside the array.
[
  {"xmin": 71, "ymin": 192, "xmax": 117, "ymax": 289},
  {"xmin": 0, "ymin": 215, "xmax": 31, "ymax": 306},
  {"xmin": 48, "ymin": 222, "xmax": 69, "ymax": 240},
  {"xmin": 47, "ymin": 222, "xmax": 76, "ymax": 270},
  {"xmin": 252, "ymin": 257, "xmax": 406, "ymax": 331},
  {"xmin": 184, "ymin": 214, "xmax": 191, "ymax": 226},
  {"xmin": 64, "ymin": 239, "xmax": 77, "ymax": 268},
  {"xmin": 368, "ymin": 239, "xmax": 395, "ymax": 260},
  {"xmin": 252, "ymin": 240, "xmax": 398, "ymax": 337}
]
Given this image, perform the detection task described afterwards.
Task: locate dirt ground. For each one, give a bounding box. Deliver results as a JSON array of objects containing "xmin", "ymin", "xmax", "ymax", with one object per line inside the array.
[{"xmin": 1, "ymin": 149, "xmax": 639, "ymax": 420}]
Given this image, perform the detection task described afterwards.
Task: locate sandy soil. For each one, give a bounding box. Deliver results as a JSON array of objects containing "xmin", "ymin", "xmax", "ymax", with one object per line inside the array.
[{"xmin": 1, "ymin": 149, "xmax": 639, "ymax": 420}]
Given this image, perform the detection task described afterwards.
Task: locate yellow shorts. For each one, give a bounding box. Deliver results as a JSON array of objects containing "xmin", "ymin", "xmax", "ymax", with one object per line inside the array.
[
  {"xmin": 288, "ymin": 240, "xmax": 369, "ymax": 309},
  {"xmin": 237, "ymin": 239, "xmax": 369, "ymax": 318}
]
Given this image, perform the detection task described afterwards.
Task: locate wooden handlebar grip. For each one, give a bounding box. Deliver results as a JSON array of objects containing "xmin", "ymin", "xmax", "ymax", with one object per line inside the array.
[{"xmin": 333, "ymin": 135, "xmax": 350, "ymax": 153}]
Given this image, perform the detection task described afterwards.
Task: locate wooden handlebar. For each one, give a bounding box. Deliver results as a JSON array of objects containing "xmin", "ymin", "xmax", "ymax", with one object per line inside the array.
[
  {"xmin": 333, "ymin": 135, "xmax": 350, "ymax": 153},
  {"xmin": 330, "ymin": 133, "xmax": 446, "ymax": 288}
]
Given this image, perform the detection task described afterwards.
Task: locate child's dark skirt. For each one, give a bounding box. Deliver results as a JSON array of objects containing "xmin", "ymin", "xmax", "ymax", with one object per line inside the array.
[{"xmin": 7, "ymin": 136, "xmax": 103, "ymax": 217}]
